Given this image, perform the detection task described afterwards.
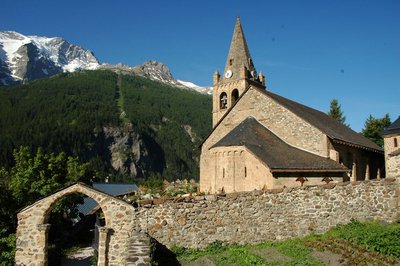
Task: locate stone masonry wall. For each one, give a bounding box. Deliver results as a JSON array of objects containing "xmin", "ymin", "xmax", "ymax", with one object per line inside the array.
[
  {"xmin": 384, "ymin": 136, "xmax": 400, "ymax": 179},
  {"xmin": 133, "ymin": 179, "xmax": 399, "ymax": 249},
  {"xmin": 202, "ymin": 146, "xmax": 273, "ymax": 194},
  {"xmin": 387, "ymin": 155, "xmax": 400, "ymax": 179}
]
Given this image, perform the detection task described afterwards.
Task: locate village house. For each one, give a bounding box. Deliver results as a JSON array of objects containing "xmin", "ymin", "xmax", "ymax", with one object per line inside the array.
[{"xmin": 200, "ymin": 18, "xmax": 384, "ymax": 194}]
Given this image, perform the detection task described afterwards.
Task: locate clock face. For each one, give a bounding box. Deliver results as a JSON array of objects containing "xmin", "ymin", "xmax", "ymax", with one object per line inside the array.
[{"xmin": 225, "ymin": 69, "xmax": 232, "ymax": 79}]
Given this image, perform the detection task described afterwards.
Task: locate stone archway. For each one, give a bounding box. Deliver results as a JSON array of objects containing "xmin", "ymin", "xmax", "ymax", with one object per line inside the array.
[{"xmin": 15, "ymin": 183, "xmax": 136, "ymax": 266}]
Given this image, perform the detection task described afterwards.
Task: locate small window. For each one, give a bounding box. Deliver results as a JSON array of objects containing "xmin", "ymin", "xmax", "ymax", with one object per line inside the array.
[
  {"xmin": 395, "ymin": 138, "xmax": 398, "ymax": 147},
  {"xmin": 222, "ymin": 168, "xmax": 225, "ymax": 178},
  {"xmin": 220, "ymin": 92, "xmax": 228, "ymax": 109},
  {"xmin": 244, "ymin": 167, "xmax": 247, "ymax": 178},
  {"xmin": 231, "ymin": 89, "xmax": 239, "ymax": 105},
  {"xmin": 229, "ymin": 59, "xmax": 233, "ymax": 66}
]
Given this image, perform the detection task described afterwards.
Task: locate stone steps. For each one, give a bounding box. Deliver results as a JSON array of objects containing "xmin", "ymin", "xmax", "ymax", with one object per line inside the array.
[{"xmin": 125, "ymin": 231, "xmax": 151, "ymax": 265}]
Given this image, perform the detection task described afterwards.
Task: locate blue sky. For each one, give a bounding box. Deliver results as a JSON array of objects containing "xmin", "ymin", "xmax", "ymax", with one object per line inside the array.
[{"xmin": 2, "ymin": 0, "xmax": 399, "ymax": 131}]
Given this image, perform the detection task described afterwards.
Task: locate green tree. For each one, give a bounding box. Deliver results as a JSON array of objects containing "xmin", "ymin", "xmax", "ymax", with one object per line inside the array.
[
  {"xmin": 0, "ymin": 231, "xmax": 15, "ymax": 266},
  {"xmin": 328, "ymin": 99, "xmax": 348, "ymax": 125},
  {"xmin": 361, "ymin": 114, "xmax": 391, "ymax": 147},
  {"xmin": 0, "ymin": 146, "xmax": 89, "ymax": 265},
  {"xmin": 0, "ymin": 179, "xmax": 16, "ymax": 266},
  {"xmin": 6, "ymin": 147, "xmax": 89, "ymax": 206}
]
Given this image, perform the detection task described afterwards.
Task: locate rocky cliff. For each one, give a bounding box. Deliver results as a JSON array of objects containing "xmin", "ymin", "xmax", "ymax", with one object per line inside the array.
[{"xmin": 102, "ymin": 126, "xmax": 163, "ymax": 178}]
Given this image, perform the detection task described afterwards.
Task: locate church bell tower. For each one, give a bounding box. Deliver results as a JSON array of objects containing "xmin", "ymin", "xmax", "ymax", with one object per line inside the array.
[{"xmin": 212, "ymin": 17, "xmax": 266, "ymax": 126}]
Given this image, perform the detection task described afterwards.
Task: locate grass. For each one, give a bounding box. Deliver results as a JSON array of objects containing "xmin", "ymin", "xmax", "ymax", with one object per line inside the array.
[{"xmin": 171, "ymin": 220, "xmax": 400, "ymax": 266}]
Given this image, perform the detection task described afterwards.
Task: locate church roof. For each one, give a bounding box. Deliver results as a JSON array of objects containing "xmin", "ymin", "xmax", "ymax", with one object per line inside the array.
[
  {"xmin": 211, "ymin": 117, "xmax": 348, "ymax": 173},
  {"xmin": 260, "ymin": 89, "xmax": 383, "ymax": 153},
  {"xmin": 221, "ymin": 17, "xmax": 256, "ymax": 83},
  {"xmin": 383, "ymin": 116, "xmax": 400, "ymax": 136},
  {"xmin": 202, "ymin": 86, "xmax": 383, "ymax": 154}
]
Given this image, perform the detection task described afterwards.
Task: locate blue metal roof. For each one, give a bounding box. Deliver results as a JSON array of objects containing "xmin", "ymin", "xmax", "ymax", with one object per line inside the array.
[
  {"xmin": 93, "ymin": 183, "xmax": 137, "ymax": 196},
  {"xmin": 77, "ymin": 183, "xmax": 137, "ymax": 215}
]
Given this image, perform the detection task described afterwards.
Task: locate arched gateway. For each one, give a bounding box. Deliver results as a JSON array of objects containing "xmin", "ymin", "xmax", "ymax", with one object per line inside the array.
[{"xmin": 15, "ymin": 183, "xmax": 137, "ymax": 266}]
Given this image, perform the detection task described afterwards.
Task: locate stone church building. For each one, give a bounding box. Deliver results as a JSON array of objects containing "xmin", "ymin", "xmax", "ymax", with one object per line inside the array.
[{"xmin": 200, "ymin": 18, "xmax": 384, "ymax": 194}]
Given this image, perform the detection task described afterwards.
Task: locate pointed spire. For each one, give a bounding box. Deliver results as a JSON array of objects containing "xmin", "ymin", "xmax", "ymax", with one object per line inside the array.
[{"xmin": 223, "ymin": 17, "xmax": 256, "ymax": 82}]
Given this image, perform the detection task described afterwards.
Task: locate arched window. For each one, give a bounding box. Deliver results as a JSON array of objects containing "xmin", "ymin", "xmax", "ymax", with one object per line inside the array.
[
  {"xmin": 231, "ymin": 89, "xmax": 239, "ymax": 105},
  {"xmin": 395, "ymin": 138, "xmax": 398, "ymax": 147},
  {"xmin": 220, "ymin": 92, "xmax": 228, "ymax": 109}
]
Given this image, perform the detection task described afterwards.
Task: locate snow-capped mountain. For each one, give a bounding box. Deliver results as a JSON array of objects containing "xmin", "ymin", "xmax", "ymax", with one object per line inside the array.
[
  {"xmin": 0, "ymin": 31, "xmax": 211, "ymax": 94},
  {"xmin": 101, "ymin": 60, "xmax": 212, "ymax": 94},
  {"xmin": 0, "ymin": 31, "xmax": 99, "ymax": 85}
]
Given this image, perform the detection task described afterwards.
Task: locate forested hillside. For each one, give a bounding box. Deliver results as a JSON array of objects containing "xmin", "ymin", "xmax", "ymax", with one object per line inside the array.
[
  {"xmin": 120, "ymin": 75, "xmax": 211, "ymax": 180},
  {"xmin": 0, "ymin": 70, "xmax": 212, "ymax": 181}
]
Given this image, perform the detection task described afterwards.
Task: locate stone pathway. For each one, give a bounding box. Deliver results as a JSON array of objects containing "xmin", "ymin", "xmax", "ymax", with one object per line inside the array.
[
  {"xmin": 125, "ymin": 232, "xmax": 151, "ymax": 266},
  {"xmin": 61, "ymin": 246, "xmax": 94, "ymax": 266}
]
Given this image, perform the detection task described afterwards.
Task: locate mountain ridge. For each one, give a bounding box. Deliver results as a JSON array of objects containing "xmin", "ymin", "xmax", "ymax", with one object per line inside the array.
[
  {"xmin": 0, "ymin": 30, "xmax": 212, "ymax": 94},
  {"xmin": 100, "ymin": 60, "xmax": 212, "ymax": 94},
  {"xmin": 0, "ymin": 30, "xmax": 99, "ymax": 85}
]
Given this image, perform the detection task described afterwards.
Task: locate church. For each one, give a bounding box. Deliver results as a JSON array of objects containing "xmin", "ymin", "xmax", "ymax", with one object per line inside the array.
[{"xmin": 200, "ymin": 18, "xmax": 384, "ymax": 194}]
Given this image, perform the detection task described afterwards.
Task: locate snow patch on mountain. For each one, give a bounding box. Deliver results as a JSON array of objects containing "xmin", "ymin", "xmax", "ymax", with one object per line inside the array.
[
  {"xmin": 177, "ymin": 80, "xmax": 212, "ymax": 95},
  {"xmin": 0, "ymin": 30, "xmax": 99, "ymax": 85}
]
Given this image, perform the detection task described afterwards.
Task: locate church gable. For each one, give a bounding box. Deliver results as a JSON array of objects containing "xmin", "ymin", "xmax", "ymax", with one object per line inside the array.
[{"xmin": 203, "ymin": 85, "xmax": 329, "ymax": 158}]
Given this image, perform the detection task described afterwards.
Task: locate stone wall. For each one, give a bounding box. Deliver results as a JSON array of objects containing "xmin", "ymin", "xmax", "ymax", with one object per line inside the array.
[
  {"xmin": 201, "ymin": 146, "xmax": 273, "ymax": 193},
  {"xmin": 384, "ymin": 135, "xmax": 400, "ymax": 179},
  {"xmin": 133, "ymin": 179, "xmax": 399, "ymax": 249},
  {"xmin": 387, "ymin": 155, "xmax": 400, "ymax": 180}
]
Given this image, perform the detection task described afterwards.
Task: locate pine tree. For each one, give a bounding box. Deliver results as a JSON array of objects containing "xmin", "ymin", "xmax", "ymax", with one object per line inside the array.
[
  {"xmin": 361, "ymin": 114, "xmax": 391, "ymax": 147},
  {"xmin": 328, "ymin": 99, "xmax": 348, "ymax": 126}
]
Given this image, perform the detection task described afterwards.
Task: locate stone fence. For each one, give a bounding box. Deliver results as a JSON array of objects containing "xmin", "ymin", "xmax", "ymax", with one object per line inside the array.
[
  {"xmin": 132, "ymin": 179, "xmax": 399, "ymax": 249},
  {"xmin": 15, "ymin": 179, "xmax": 399, "ymax": 265}
]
